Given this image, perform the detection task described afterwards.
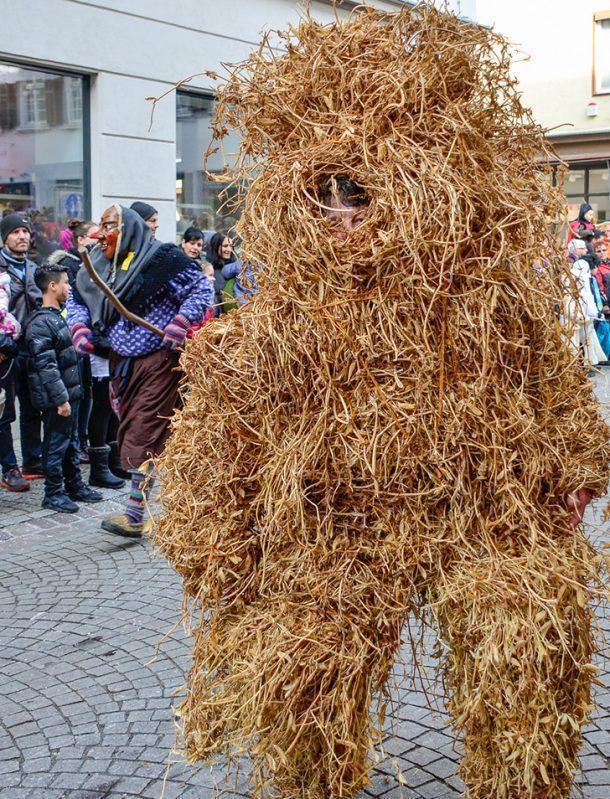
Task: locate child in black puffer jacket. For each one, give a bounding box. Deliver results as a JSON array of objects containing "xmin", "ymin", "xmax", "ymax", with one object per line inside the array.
[{"xmin": 24, "ymin": 263, "xmax": 102, "ymax": 513}]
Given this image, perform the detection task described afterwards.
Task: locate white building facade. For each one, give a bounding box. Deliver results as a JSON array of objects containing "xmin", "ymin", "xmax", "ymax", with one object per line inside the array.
[{"xmin": 0, "ymin": 0, "xmax": 470, "ymax": 242}]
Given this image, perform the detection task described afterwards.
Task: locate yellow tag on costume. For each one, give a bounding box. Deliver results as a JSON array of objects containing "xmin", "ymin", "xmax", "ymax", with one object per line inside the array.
[{"xmin": 121, "ymin": 252, "xmax": 135, "ymax": 271}]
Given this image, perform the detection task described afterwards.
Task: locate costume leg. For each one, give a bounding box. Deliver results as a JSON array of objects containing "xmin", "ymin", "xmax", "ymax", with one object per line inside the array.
[
  {"xmin": 183, "ymin": 599, "xmax": 401, "ymax": 799},
  {"xmin": 433, "ymin": 553, "xmax": 597, "ymax": 799},
  {"xmin": 124, "ymin": 466, "xmax": 154, "ymax": 524}
]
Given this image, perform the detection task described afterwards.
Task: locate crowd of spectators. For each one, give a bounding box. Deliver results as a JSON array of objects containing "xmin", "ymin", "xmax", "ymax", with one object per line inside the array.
[
  {"xmin": 565, "ymin": 202, "xmax": 610, "ymax": 367},
  {"xmin": 0, "ymin": 201, "xmax": 256, "ymax": 522}
]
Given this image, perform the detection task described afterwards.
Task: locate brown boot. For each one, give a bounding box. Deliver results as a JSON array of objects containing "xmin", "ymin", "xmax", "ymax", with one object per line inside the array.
[{"xmin": 101, "ymin": 513, "xmax": 147, "ymax": 538}]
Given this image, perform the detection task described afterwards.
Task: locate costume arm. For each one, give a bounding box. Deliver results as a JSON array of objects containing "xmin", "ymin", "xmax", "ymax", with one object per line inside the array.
[
  {"xmin": 65, "ymin": 289, "xmax": 92, "ymax": 329},
  {"xmin": 172, "ymin": 269, "xmax": 214, "ymax": 325}
]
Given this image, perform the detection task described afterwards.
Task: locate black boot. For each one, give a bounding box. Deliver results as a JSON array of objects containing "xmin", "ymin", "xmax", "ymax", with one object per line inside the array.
[
  {"xmin": 108, "ymin": 441, "xmax": 131, "ymax": 480},
  {"xmin": 67, "ymin": 482, "xmax": 103, "ymax": 503},
  {"xmin": 89, "ymin": 446, "xmax": 125, "ymax": 489}
]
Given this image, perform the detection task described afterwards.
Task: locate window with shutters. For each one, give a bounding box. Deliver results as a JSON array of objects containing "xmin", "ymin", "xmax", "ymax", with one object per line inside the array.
[
  {"xmin": 20, "ymin": 79, "xmax": 48, "ymax": 129},
  {"xmin": 64, "ymin": 77, "xmax": 83, "ymax": 125}
]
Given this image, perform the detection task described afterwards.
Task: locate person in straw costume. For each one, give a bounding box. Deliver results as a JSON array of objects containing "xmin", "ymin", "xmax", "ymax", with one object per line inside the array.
[{"xmin": 154, "ymin": 5, "xmax": 610, "ymax": 799}]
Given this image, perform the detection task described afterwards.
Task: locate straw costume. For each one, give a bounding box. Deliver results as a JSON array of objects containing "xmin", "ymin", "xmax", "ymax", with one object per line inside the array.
[{"xmin": 155, "ymin": 6, "xmax": 610, "ymax": 799}]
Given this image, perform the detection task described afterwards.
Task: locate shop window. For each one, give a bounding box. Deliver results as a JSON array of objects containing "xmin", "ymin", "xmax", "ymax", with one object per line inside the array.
[
  {"xmin": 0, "ymin": 61, "xmax": 88, "ymax": 261},
  {"xmin": 175, "ymin": 90, "xmax": 241, "ymax": 239},
  {"xmin": 564, "ymin": 169, "xmax": 585, "ymax": 197},
  {"xmin": 564, "ymin": 162, "xmax": 610, "ymax": 223}
]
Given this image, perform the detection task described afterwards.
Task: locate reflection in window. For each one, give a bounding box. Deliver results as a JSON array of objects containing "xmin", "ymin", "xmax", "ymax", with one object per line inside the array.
[
  {"xmin": 21, "ymin": 80, "xmax": 48, "ymax": 129},
  {"xmin": 175, "ymin": 91, "xmax": 241, "ymax": 239},
  {"xmin": 588, "ymin": 168, "xmax": 609, "ymax": 194},
  {"xmin": 0, "ymin": 61, "xmax": 87, "ymax": 263},
  {"xmin": 563, "ymin": 169, "xmax": 585, "ymax": 197}
]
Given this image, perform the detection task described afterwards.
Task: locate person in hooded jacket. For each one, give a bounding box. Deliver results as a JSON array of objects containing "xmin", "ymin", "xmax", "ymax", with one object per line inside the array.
[{"xmin": 67, "ymin": 204, "xmax": 213, "ymax": 537}]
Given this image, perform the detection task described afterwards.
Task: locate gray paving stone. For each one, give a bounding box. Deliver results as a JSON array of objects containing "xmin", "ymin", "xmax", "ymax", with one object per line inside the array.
[
  {"xmin": 586, "ymin": 770, "xmax": 610, "ymax": 786},
  {"xmin": 423, "ymin": 757, "xmax": 457, "ymax": 780},
  {"xmin": 403, "ymin": 746, "xmax": 441, "ymax": 767}
]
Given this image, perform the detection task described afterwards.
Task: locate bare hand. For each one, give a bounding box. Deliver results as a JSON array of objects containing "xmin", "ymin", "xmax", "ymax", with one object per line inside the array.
[
  {"xmin": 566, "ymin": 489, "xmax": 592, "ymax": 527},
  {"xmin": 57, "ymin": 402, "xmax": 71, "ymax": 417}
]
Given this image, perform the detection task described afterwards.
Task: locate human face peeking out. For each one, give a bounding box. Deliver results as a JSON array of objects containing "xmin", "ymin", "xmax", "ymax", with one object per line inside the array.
[
  {"xmin": 319, "ymin": 175, "xmax": 369, "ymax": 241},
  {"xmin": 323, "ymin": 196, "xmax": 368, "ymax": 241},
  {"xmin": 219, "ymin": 237, "xmax": 233, "ymax": 261},
  {"xmin": 98, "ymin": 207, "xmax": 121, "ymax": 261},
  {"xmin": 146, "ymin": 213, "xmax": 159, "ymax": 237},
  {"xmin": 77, "ymin": 225, "xmax": 99, "ymax": 249},
  {"xmin": 182, "ymin": 236, "xmax": 204, "ymax": 259},
  {"xmin": 593, "ymin": 239, "xmax": 607, "ymax": 260}
]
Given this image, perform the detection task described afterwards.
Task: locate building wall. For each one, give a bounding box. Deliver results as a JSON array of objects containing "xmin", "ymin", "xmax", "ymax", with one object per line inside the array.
[
  {"xmin": 0, "ymin": 0, "xmax": 419, "ymax": 240},
  {"xmin": 474, "ymin": 0, "xmax": 610, "ymax": 135}
]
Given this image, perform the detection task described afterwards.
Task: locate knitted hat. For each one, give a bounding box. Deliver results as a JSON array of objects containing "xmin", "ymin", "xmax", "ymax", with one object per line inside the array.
[
  {"xmin": 1, "ymin": 213, "xmax": 31, "ymax": 242},
  {"xmin": 129, "ymin": 201, "xmax": 157, "ymax": 221}
]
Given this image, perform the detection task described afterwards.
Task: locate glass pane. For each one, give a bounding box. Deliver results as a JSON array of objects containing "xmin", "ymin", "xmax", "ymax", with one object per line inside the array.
[
  {"xmin": 589, "ymin": 194, "xmax": 610, "ymax": 223},
  {"xmin": 0, "ymin": 61, "xmax": 86, "ymax": 263},
  {"xmin": 589, "ymin": 166, "xmax": 610, "ymax": 194},
  {"xmin": 563, "ymin": 168, "xmax": 585, "ymax": 197},
  {"xmin": 597, "ymin": 19, "xmax": 610, "ymax": 92},
  {"xmin": 176, "ymin": 91, "xmax": 241, "ymax": 241},
  {"xmin": 566, "ymin": 201, "xmax": 584, "ymax": 225}
]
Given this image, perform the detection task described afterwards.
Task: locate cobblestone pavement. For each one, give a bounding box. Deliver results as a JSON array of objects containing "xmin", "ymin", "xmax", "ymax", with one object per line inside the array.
[{"xmin": 0, "ymin": 376, "xmax": 608, "ymax": 799}]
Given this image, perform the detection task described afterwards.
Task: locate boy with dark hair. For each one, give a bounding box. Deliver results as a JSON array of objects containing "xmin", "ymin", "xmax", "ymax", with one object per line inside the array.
[{"xmin": 25, "ymin": 263, "xmax": 102, "ymax": 512}]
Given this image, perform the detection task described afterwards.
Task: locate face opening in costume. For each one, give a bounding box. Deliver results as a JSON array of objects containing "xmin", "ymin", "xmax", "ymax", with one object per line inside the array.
[{"xmin": 319, "ymin": 174, "xmax": 369, "ymax": 241}]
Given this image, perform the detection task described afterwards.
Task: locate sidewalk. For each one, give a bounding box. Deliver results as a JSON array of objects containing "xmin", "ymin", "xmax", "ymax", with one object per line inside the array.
[{"xmin": 0, "ymin": 377, "xmax": 608, "ymax": 799}]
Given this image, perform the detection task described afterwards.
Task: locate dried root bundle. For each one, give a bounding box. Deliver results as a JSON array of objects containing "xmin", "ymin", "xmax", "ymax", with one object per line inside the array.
[{"xmin": 154, "ymin": 5, "xmax": 610, "ymax": 798}]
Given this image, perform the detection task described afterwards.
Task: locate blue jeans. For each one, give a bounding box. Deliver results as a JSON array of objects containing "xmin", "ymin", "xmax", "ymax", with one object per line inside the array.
[
  {"xmin": 41, "ymin": 400, "xmax": 82, "ymax": 497},
  {"xmin": 0, "ymin": 353, "xmax": 42, "ymax": 474}
]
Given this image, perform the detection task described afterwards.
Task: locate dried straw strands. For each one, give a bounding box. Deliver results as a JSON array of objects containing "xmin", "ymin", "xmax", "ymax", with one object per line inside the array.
[{"xmin": 154, "ymin": 5, "xmax": 610, "ymax": 799}]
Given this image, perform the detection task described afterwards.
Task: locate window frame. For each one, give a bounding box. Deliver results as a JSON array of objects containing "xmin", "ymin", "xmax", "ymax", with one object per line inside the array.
[
  {"xmin": 175, "ymin": 88, "xmax": 227, "ymax": 230},
  {"xmin": 593, "ymin": 11, "xmax": 610, "ymax": 96}
]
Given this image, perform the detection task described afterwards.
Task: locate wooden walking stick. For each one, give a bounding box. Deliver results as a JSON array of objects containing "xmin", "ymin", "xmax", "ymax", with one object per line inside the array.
[{"xmin": 79, "ymin": 248, "xmax": 165, "ymax": 337}]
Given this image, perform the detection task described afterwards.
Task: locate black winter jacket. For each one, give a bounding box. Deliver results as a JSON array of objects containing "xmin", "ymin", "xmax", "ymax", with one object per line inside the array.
[{"xmin": 24, "ymin": 307, "xmax": 83, "ymax": 410}]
